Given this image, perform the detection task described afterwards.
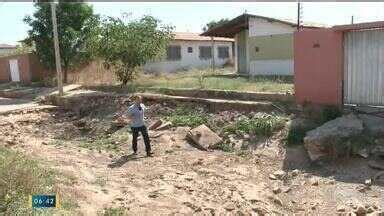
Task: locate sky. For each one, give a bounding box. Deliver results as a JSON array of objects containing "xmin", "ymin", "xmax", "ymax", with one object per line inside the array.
[{"xmin": 1, "ymin": 2, "xmax": 384, "ymax": 45}]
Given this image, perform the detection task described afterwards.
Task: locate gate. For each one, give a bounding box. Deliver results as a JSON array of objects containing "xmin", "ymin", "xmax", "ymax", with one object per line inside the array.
[{"xmin": 344, "ymin": 29, "xmax": 384, "ymax": 106}]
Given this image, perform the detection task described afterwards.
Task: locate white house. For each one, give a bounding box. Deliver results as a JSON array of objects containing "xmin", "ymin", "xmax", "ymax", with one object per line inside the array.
[
  {"xmin": 143, "ymin": 32, "xmax": 234, "ymax": 73},
  {"xmin": 201, "ymin": 14, "xmax": 324, "ymax": 76},
  {"xmin": 0, "ymin": 44, "xmax": 17, "ymax": 56}
]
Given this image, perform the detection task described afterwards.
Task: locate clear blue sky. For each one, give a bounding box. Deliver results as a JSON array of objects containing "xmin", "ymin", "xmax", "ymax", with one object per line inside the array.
[{"xmin": 1, "ymin": 2, "xmax": 384, "ymax": 45}]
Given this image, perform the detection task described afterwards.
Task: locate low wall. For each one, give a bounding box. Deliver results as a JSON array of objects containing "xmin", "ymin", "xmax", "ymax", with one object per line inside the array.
[{"xmin": 139, "ymin": 87, "xmax": 294, "ymax": 103}]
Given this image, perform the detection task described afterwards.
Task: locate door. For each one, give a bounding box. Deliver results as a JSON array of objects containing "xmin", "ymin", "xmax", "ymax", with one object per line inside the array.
[
  {"xmin": 9, "ymin": 59, "xmax": 20, "ymax": 82},
  {"xmin": 344, "ymin": 29, "xmax": 384, "ymax": 106}
]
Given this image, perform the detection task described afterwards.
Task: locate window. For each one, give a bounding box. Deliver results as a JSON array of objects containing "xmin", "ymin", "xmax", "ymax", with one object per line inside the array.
[
  {"xmin": 199, "ymin": 46, "xmax": 212, "ymax": 59},
  {"xmin": 187, "ymin": 47, "xmax": 193, "ymax": 53},
  {"xmin": 166, "ymin": 45, "xmax": 181, "ymax": 61},
  {"xmin": 218, "ymin": 46, "xmax": 229, "ymax": 59}
]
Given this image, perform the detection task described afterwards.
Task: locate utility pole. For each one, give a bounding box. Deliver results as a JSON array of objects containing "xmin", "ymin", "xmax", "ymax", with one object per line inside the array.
[
  {"xmin": 351, "ymin": 15, "xmax": 354, "ymax": 24},
  {"xmin": 297, "ymin": 2, "xmax": 302, "ymax": 31},
  {"xmin": 211, "ymin": 36, "xmax": 215, "ymax": 72},
  {"xmin": 51, "ymin": 2, "xmax": 63, "ymax": 96}
]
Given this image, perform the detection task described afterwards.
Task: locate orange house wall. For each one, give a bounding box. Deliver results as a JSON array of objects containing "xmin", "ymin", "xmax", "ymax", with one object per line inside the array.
[{"xmin": 294, "ymin": 29, "xmax": 344, "ymax": 106}]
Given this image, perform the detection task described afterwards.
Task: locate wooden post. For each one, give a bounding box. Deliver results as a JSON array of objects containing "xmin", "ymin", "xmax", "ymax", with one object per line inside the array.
[
  {"xmin": 51, "ymin": 2, "xmax": 63, "ymax": 96},
  {"xmin": 211, "ymin": 36, "xmax": 215, "ymax": 72}
]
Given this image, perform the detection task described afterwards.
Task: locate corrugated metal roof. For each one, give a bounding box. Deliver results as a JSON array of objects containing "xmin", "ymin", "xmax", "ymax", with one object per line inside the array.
[
  {"xmin": 173, "ymin": 32, "xmax": 234, "ymax": 42},
  {"xmin": 0, "ymin": 44, "xmax": 17, "ymax": 49}
]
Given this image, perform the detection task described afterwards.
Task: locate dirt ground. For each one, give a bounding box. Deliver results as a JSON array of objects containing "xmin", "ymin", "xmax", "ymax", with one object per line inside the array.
[{"xmin": 0, "ymin": 103, "xmax": 383, "ymax": 215}]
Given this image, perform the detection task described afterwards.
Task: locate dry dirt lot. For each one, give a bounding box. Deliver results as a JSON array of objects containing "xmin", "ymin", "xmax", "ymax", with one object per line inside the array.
[{"xmin": 0, "ymin": 101, "xmax": 383, "ymax": 215}]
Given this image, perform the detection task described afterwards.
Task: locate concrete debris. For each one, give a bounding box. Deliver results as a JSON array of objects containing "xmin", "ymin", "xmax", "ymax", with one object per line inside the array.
[
  {"xmin": 148, "ymin": 119, "xmax": 163, "ymax": 130},
  {"xmin": 359, "ymin": 114, "xmax": 384, "ymax": 137},
  {"xmin": 155, "ymin": 121, "xmax": 172, "ymax": 131},
  {"xmin": 304, "ymin": 114, "xmax": 363, "ymax": 161},
  {"xmin": 272, "ymin": 170, "xmax": 286, "ymax": 179},
  {"xmin": 337, "ymin": 205, "xmax": 346, "ymax": 212},
  {"xmin": 368, "ymin": 160, "xmax": 384, "ymax": 170},
  {"xmin": 187, "ymin": 124, "xmax": 223, "ymax": 151}
]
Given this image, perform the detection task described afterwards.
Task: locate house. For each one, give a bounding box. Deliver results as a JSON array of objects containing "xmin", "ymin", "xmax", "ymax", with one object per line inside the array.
[
  {"xmin": 0, "ymin": 44, "xmax": 17, "ymax": 56},
  {"xmin": 201, "ymin": 13, "xmax": 323, "ymax": 76},
  {"xmin": 0, "ymin": 53, "xmax": 46, "ymax": 83},
  {"xmin": 295, "ymin": 21, "xmax": 384, "ymax": 107},
  {"xmin": 143, "ymin": 32, "xmax": 234, "ymax": 73}
]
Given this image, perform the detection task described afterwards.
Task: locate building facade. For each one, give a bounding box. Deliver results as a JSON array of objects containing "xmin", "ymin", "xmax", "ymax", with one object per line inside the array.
[
  {"xmin": 202, "ymin": 14, "xmax": 322, "ymax": 76},
  {"xmin": 143, "ymin": 32, "xmax": 234, "ymax": 73}
]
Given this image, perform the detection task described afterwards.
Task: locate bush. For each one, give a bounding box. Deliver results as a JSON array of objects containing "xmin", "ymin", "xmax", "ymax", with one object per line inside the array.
[
  {"xmin": 319, "ymin": 105, "xmax": 342, "ymax": 124},
  {"xmin": 166, "ymin": 105, "xmax": 208, "ymax": 128},
  {"xmin": 285, "ymin": 127, "xmax": 308, "ymax": 146},
  {"xmin": 224, "ymin": 114, "xmax": 285, "ymax": 137}
]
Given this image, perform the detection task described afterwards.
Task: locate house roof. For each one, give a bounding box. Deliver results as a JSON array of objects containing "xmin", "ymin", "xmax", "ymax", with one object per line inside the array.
[
  {"xmin": 173, "ymin": 32, "xmax": 234, "ymax": 42},
  {"xmin": 0, "ymin": 44, "xmax": 17, "ymax": 49},
  {"xmin": 201, "ymin": 13, "xmax": 325, "ymax": 38},
  {"xmin": 332, "ymin": 21, "xmax": 384, "ymax": 32}
]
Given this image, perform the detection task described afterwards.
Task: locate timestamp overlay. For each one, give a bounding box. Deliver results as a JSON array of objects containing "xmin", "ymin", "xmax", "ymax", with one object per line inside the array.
[{"xmin": 29, "ymin": 194, "xmax": 59, "ymax": 208}]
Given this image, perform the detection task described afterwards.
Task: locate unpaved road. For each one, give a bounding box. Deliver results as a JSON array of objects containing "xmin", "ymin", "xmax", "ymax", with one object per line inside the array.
[{"xmin": 0, "ymin": 109, "xmax": 383, "ymax": 215}]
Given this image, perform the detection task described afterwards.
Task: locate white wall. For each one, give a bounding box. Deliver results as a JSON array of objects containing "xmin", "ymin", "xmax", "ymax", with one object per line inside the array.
[
  {"xmin": 246, "ymin": 17, "xmax": 295, "ymax": 75},
  {"xmin": 249, "ymin": 60, "xmax": 293, "ymax": 76},
  {"xmin": 0, "ymin": 48, "xmax": 16, "ymax": 56},
  {"xmin": 143, "ymin": 40, "xmax": 233, "ymax": 73},
  {"xmin": 248, "ymin": 17, "xmax": 295, "ymax": 37}
]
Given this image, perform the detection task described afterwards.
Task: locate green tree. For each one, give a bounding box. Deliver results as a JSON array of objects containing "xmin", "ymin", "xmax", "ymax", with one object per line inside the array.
[
  {"xmin": 98, "ymin": 15, "xmax": 173, "ymax": 85},
  {"xmin": 24, "ymin": 2, "xmax": 100, "ymax": 83},
  {"xmin": 202, "ymin": 18, "xmax": 230, "ymax": 32}
]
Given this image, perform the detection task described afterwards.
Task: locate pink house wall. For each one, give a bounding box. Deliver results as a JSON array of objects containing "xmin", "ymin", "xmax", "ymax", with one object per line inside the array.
[{"xmin": 294, "ymin": 29, "xmax": 344, "ymax": 106}]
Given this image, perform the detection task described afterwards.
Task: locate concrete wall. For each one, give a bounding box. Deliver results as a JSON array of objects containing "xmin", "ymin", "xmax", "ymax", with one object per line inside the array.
[
  {"xmin": 143, "ymin": 40, "xmax": 233, "ymax": 73},
  {"xmin": 248, "ymin": 17, "xmax": 295, "ymax": 37},
  {"xmin": 0, "ymin": 53, "xmax": 46, "ymax": 84},
  {"xmin": 235, "ymin": 17, "xmax": 296, "ymax": 76},
  {"xmin": 236, "ymin": 30, "xmax": 248, "ymax": 74},
  {"xmin": 294, "ymin": 29, "xmax": 344, "ymax": 106},
  {"xmin": 248, "ymin": 33, "xmax": 293, "ymax": 75}
]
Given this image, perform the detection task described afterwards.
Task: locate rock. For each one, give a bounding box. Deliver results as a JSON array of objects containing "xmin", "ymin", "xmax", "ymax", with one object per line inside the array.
[
  {"xmin": 282, "ymin": 187, "xmax": 291, "ymax": 193},
  {"xmin": 269, "ymin": 174, "xmax": 277, "ymax": 180},
  {"xmin": 355, "ymin": 205, "xmax": 367, "ymax": 215},
  {"xmin": 357, "ymin": 148, "xmax": 369, "ymax": 158},
  {"xmin": 337, "ymin": 205, "xmax": 346, "ymax": 212},
  {"xmin": 187, "ymin": 124, "xmax": 223, "ymax": 150},
  {"xmin": 273, "ymin": 170, "xmax": 286, "ymax": 179},
  {"xmin": 156, "ymin": 121, "xmax": 172, "ymax": 130},
  {"xmin": 291, "ymin": 169, "xmax": 300, "ymax": 177},
  {"xmin": 368, "ymin": 160, "xmax": 384, "ymax": 170},
  {"xmin": 272, "ymin": 187, "xmax": 281, "ymax": 194},
  {"xmin": 359, "ymin": 114, "xmax": 384, "ymax": 137},
  {"xmin": 224, "ymin": 202, "xmax": 236, "ymax": 211},
  {"xmin": 304, "ymin": 114, "xmax": 363, "ymax": 161},
  {"xmin": 371, "ymin": 145, "xmax": 384, "ymax": 158},
  {"xmin": 373, "ymin": 171, "xmax": 384, "ymax": 181},
  {"xmin": 310, "ymin": 178, "xmax": 319, "ymax": 186},
  {"xmin": 149, "ymin": 119, "xmax": 163, "ymax": 130},
  {"xmin": 365, "ymin": 179, "xmax": 372, "ymax": 186}
]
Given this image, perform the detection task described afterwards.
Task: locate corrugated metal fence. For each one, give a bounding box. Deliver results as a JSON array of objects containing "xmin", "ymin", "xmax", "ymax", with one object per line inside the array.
[{"xmin": 344, "ymin": 29, "xmax": 384, "ymax": 106}]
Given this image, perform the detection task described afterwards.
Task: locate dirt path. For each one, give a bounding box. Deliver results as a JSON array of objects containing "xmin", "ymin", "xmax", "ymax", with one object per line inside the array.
[{"xmin": 1, "ymin": 110, "xmax": 383, "ymax": 215}]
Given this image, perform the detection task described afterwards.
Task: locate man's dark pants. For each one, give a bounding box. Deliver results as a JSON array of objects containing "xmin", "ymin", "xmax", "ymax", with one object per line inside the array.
[{"xmin": 131, "ymin": 126, "xmax": 151, "ymax": 154}]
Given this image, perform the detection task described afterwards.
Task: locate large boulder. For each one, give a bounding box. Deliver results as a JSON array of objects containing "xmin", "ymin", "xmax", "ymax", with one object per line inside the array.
[
  {"xmin": 187, "ymin": 124, "xmax": 223, "ymax": 150},
  {"xmin": 304, "ymin": 114, "xmax": 363, "ymax": 161},
  {"xmin": 359, "ymin": 114, "xmax": 384, "ymax": 137}
]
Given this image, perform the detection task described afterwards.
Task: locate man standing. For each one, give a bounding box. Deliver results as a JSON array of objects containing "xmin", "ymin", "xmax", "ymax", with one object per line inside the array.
[{"xmin": 123, "ymin": 95, "xmax": 153, "ymax": 157}]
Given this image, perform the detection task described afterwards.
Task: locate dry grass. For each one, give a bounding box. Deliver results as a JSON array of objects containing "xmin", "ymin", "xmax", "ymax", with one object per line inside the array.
[
  {"xmin": 69, "ymin": 61, "xmax": 293, "ymax": 93},
  {"xmin": 0, "ymin": 147, "xmax": 76, "ymax": 215}
]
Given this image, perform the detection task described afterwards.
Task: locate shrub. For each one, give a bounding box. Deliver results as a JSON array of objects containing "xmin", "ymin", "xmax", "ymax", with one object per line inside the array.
[
  {"xmin": 224, "ymin": 114, "xmax": 285, "ymax": 137},
  {"xmin": 285, "ymin": 127, "xmax": 308, "ymax": 146},
  {"xmin": 166, "ymin": 105, "xmax": 208, "ymax": 128},
  {"xmin": 319, "ymin": 105, "xmax": 342, "ymax": 124}
]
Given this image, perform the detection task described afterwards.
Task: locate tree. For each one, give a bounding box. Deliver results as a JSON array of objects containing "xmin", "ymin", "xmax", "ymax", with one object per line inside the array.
[
  {"xmin": 202, "ymin": 18, "xmax": 230, "ymax": 32},
  {"xmin": 24, "ymin": 2, "xmax": 100, "ymax": 83},
  {"xmin": 98, "ymin": 15, "xmax": 173, "ymax": 85}
]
